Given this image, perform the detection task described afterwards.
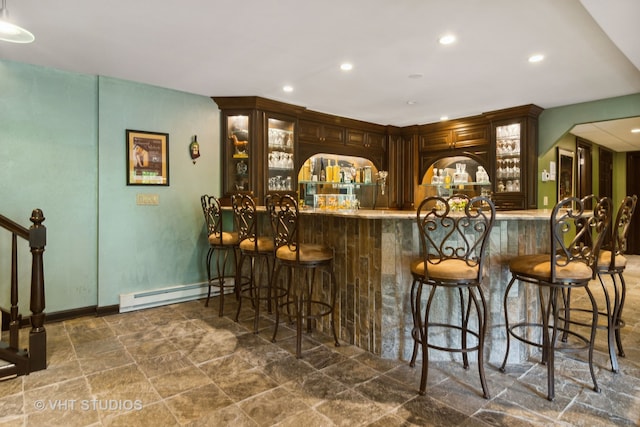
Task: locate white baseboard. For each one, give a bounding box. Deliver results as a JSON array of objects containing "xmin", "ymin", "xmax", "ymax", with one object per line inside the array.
[{"xmin": 118, "ymin": 280, "xmax": 234, "ymax": 313}]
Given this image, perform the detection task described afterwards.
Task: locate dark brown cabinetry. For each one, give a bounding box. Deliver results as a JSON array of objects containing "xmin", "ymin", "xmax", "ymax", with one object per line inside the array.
[
  {"xmin": 297, "ymin": 111, "xmax": 387, "ymax": 172},
  {"xmin": 299, "ymin": 120, "xmax": 344, "ymax": 145},
  {"xmin": 346, "ymin": 129, "xmax": 386, "ymax": 150},
  {"xmin": 419, "ymin": 125, "xmax": 488, "ymax": 152},
  {"xmin": 415, "ymin": 105, "xmax": 541, "ymax": 210},
  {"xmin": 213, "ymin": 96, "xmax": 304, "ymax": 203},
  {"xmin": 417, "ymin": 119, "xmax": 490, "ymax": 182},
  {"xmin": 486, "ymin": 105, "xmax": 543, "ymax": 210},
  {"xmin": 213, "ymin": 96, "xmax": 541, "ymax": 210}
]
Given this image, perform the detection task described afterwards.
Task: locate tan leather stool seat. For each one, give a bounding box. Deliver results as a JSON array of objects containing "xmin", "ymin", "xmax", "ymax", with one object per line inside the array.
[
  {"xmin": 596, "ymin": 250, "xmax": 627, "ymax": 270},
  {"xmin": 509, "ymin": 254, "xmax": 593, "ymax": 282},
  {"xmin": 239, "ymin": 236, "xmax": 274, "ymax": 253},
  {"xmin": 275, "ymin": 243, "xmax": 334, "ymax": 263},
  {"xmin": 410, "ymin": 258, "xmax": 480, "ymax": 282},
  {"xmin": 209, "ymin": 231, "xmax": 239, "ymax": 246}
]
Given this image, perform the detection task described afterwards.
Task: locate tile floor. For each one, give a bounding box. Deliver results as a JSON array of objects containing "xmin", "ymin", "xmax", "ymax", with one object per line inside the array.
[{"xmin": 1, "ymin": 256, "xmax": 639, "ymax": 426}]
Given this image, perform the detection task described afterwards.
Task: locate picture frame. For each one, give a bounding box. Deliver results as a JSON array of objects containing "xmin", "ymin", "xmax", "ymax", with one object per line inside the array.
[
  {"xmin": 557, "ymin": 148, "xmax": 574, "ymax": 202},
  {"xmin": 126, "ymin": 130, "xmax": 169, "ymax": 186}
]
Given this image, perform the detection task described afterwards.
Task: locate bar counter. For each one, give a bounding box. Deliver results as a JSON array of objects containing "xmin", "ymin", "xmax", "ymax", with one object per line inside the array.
[{"xmin": 296, "ymin": 207, "xmax": 552, "ymax": 365}]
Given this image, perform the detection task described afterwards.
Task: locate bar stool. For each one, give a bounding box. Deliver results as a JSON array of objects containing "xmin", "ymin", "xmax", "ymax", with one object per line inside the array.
[
  {"xmin": 231, "ymin": 193, "xmax": 286, "ymax": 335},
  {"xmin": 266, "ymin": 193, "xmax": 340, "ymax": 358},
  {"xmin": 409, "ymin": 194, "xmax": 495, "ymax": 398},
  {"xmin": 500, "ymin": 195, "xmax": 612, "ymax": 401},
  {"xmin": 571, "ymin": 194, "xmax": 637, "ymax": 372},
  {"xmin": 201, "ymin": 194, "xmax": 240, "ymax": 316}
]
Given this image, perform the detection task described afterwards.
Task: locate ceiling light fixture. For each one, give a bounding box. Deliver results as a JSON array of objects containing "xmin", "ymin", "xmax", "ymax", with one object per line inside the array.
[
  {"xmin": 439, "ymin": 34, "xmax": 456, "ymax": 45},
  {"xmin": 440, "ymin": 116, "xmax": 449, "ymax": 121},
  {"xmin": 528, "ymin": 54, "xmax": 544, "ymax": 63},
  {"xmin": 0, "ymin": 0, "xmax": 34, "ymax": 43},
  {"xmin": 631, "ymin": 128, "xmax": 640, "ymax": 134},
  {"xmin": 282, "ymin": 85, "xmax": 293, "ymax": 93},
  {"xmin": 340, "ymin": 63, "xmax": 353, "ymax": 71}
]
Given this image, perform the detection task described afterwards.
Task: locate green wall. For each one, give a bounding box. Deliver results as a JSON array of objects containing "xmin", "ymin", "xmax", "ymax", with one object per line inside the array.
[
  {"xmin": 1, "ymin": 60, "xmax": 220, "ymax": 313},
  {"xmin": 537, "ymin": 93, "xmax": 640, "ymax": 207}
]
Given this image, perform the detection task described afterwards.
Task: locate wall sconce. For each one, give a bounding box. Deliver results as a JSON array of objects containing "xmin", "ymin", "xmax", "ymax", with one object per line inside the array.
[{"xmin": 189, "ymin": 135, "xmax": 200, "ymax": 164}]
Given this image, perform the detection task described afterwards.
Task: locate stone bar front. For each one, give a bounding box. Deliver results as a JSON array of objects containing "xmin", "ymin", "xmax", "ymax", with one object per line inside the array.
[{"xmin": 298, "ymin": 208, "xmax": 550, "ymax": 365}]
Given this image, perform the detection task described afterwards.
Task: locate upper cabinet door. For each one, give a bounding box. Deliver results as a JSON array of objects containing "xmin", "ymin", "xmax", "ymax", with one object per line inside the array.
[
  {"xmin": 267, "ymin": 116, "xmax": 296, "ymax": 193},
  {"xmin": 494, "ymin": 122, "xmax": 523, "ymax": 195},
  {"xmin": 299, "ymin": 120, "xmax": 344, "ymax": 145},
  {"xmin": 223, "ymin": 112, "xmax": 252, "ymax": 197}
]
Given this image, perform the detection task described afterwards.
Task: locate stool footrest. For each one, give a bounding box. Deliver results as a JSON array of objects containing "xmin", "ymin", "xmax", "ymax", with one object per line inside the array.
[
  {"xmin": 558, "ymin": 307, "xmax": 625, "ymax": 331},
  {"xmin": 507, "ymin": 321, "xmax": 591, "ymax": 354},
  {"xmin": 412, "ymin": 322, "xmax": 481, "ymax": 353}
]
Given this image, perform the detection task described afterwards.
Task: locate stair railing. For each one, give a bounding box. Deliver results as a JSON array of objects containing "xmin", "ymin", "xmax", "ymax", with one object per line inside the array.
[{"xmin": 0, "ymin": 209, "xmax": 46, "ymax": 375}]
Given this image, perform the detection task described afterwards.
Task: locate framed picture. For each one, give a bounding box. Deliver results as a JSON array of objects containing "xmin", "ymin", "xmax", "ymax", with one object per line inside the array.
[
  {"xmin": 126, "ymin": 130, "xmax": 169, "ymax": 186},
  {"xmin": 557, "ymin": 148, "xmax": 574, "ymax": 202}
]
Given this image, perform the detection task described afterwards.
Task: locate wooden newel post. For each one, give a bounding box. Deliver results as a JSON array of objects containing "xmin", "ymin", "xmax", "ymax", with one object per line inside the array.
[{"xmin": 28, "ymin": 209, "xmax": 46, "ymax": 372}]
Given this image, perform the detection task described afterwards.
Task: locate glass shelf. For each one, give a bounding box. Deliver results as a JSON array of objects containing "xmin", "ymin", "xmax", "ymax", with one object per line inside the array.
[
  {"xmin": 300, "ymin": 181, "xmax": 376, "ymax": 186},
  {"xmin": 421, "ymin": 182, "xmax": 491, "ymax": 187},
  {"xmin": 495, "ymin": 123, "xmax": 522, "ymax": 193},
  {"xmin": 267, "ymin": 117, "xmax": 295, "ymax": 192}
]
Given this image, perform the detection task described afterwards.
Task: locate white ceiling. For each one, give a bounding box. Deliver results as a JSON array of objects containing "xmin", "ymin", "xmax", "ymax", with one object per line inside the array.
[{"xmin": 1, "ymin": 0, "xmax": 639, "ymax": 149}]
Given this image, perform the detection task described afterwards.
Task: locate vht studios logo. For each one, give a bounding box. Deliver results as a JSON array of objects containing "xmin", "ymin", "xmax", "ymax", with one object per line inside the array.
[{"xmin": 34, "ymin": 399, "xmax": 143, "ymax": 411}]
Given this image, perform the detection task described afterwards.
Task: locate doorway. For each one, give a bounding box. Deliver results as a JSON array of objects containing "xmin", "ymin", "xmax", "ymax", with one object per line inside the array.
[
  {"xmin": 626, "ymin": 151, "xmax": 640, "ymax": 255},
  {"xmin": 576, "ymin": 138, "xmax": 593, "ymax": 202},
  {"xmin": 599, "ymin": 147, "xmax": 613, "ymax": 199}
]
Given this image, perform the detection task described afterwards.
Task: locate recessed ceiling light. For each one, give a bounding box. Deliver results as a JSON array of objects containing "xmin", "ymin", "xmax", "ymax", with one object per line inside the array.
[
  {"xmin": 528, "ymin": 54, "xmax": 544, "ymax": 63},
  {"xmin": 440, "ymin": 116, "xmax": 449, "ymax": 121},
  {"xmin": 340, "ymin": 63, "xmax": 353, "ymax": 71},
  {"xmin": 407, "ymin": 100, "xmax": 418, "ymax": 105},
  {"xmin": 631, "ymin": 128, "xmax": 640, "ymax": 133},
  {"xmin": 408, "ymin": 73, "xmax": 423, "ymax": 79},
  {"xmin": 282, "ymin": 85, "xmax": 293, "ymax": 93},
  {"xmin": 439, "ymin": 34, "xmax": 456, "ymax": 45}
]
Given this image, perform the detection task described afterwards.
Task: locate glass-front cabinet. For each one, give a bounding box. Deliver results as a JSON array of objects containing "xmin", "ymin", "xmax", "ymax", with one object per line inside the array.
[
  {"xmin": 225, "ymin": 114, "xmax": 251, "ymax": 193},
  {"xmin": 489, "ymin": 104, "xmax": 542, "ymax": 210},
  {"xmin": 494, "ymin": 123, "xmax": 522, "ymax": 195},
  {"xmin": 215, "ymin": 97, "xmax": 304, "ymax": 203},
  {"xmin": 267, "ymin": 117, "xmax": 295, "ymax": 192}
]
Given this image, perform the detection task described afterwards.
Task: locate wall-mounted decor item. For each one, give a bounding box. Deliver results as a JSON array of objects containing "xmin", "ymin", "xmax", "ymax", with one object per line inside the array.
[
  {"xmin": 557, "ymin": 148, "xmax": 574, "ymax": 202},
  {"xmin": 190, "ymin": 135, "xmax": 200, "ymax": 164},
  {"xmin": 126, "ymin": 129, "xmax": 169, "ymax": 186}
]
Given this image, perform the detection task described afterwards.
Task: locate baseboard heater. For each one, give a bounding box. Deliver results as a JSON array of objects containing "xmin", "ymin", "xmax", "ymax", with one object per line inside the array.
[{"xmin": 119, "ymin": 280, "xmax": 235, "ymax": 313}]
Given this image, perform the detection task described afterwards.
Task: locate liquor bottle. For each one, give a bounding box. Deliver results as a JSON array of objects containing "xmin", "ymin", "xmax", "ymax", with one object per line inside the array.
[{"xmin": 320, "ymin": 159, "xmax": 326, "ymax": 182}]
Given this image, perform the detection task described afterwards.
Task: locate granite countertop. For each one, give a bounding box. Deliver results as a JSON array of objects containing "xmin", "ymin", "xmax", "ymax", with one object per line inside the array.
[
  {"xmin": 299, "ymin": 208, "xmax": 552, "ymax": 220},
  {"xmin": 225, "ymin": 205, "xmax": 552, "ymax": 220}
]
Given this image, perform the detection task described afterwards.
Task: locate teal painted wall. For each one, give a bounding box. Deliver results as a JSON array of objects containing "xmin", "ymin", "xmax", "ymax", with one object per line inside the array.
[
  {"xmin": 0, "ymin": 61, "xmax": 98, "ymax": 313},
  {"xmin": 1, "ymin": 60, "xmax": 220, "ymax": 313},
  {"xmin": 97, "ymin": 77, "xmax": 219, "ymax": 307}
]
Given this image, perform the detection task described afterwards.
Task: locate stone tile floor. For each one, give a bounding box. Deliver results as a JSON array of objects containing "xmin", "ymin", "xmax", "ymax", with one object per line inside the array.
[{"xmin": 1, "ymin": 256, "xmax": 639, "ymax": 426}]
